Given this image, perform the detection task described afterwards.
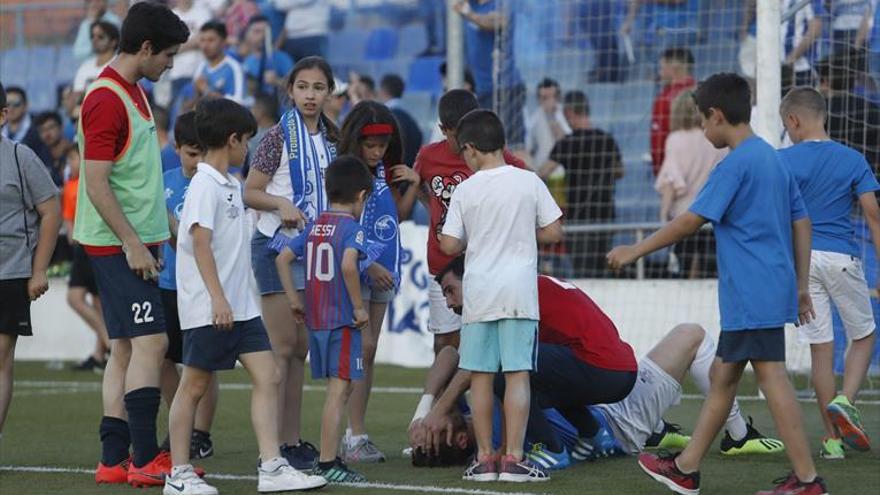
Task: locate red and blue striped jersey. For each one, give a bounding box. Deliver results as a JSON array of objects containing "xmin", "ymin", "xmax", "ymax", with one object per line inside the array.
[{"xmin": 304, "ymin": 211, "xmax": 367, "ymax": 330}]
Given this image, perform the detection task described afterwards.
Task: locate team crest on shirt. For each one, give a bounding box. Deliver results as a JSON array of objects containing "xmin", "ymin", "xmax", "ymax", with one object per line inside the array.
[
  {"xmin": 356, "ymin": 230, "xmax": 365, "ymax": 245},
  {"xmin": 374, "ymin": 214, "xmax": 397, "ymax": 242},
  {"xmin": 429, "ymin": 172, "xmax": 468, "ymax": 240}
]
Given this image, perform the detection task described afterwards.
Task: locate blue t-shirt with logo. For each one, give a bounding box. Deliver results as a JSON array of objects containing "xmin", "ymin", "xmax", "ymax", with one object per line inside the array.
[
  {"xmin": 689, "ymin": 136, "xmax": 808, "ymax": 331},
  {"xmin": 159, "ymin": 167, "xmax": 193, "ymax": 290},
  {"xmin": 359, "ymin": 165, "xmax": 401, "ymax": 290},
  {"xmin": 780, "ymin": 140, "xmax": 879, "ymax": 257},
  {"xmin": 194, "ymin": 56, "xmax": 246, "ymax": 102}
]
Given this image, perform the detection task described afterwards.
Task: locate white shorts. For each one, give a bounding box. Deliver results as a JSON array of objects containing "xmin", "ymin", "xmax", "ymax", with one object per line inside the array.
[
  {"xmin": 595, "ymin": 358, "xmax": 681, "ymax": 454},
  {"xmin": 799, "ymin": 251, "xmax": 876, "ymax": 345},
  {"xmin": 428, "ymin": 278, "xmax": 461, "ymax": 335}
]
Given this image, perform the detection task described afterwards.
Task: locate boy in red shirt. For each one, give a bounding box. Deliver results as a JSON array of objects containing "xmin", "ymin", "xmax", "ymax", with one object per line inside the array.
[{"xmin": 650, "ymin": 48, "xmax": 696, "ymax": 176}]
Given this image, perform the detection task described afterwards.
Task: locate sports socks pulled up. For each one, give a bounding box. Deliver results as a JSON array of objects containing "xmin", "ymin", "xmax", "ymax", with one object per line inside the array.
[{"xmin": 124, "ymin": 387, "xmax": 161, "ymax": 467}]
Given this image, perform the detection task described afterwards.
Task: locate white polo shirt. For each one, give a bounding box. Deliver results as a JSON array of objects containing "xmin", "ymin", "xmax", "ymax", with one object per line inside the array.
[
  {"xmin": 176, "ymin": 162, "xmax": 261, "ymax": 330},
  {"xmin": 442, "ymin": 165, "xmax": 562, "ymax": 325}
]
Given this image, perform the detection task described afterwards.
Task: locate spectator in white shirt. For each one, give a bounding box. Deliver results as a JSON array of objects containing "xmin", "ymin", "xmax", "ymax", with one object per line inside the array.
[
  {"xmin": 525, "ymin": 78, "xmax": 571, "ymax": 172},
  {"xmin": 72, "ymin": 0, "xmax": 121, "ymax": 63},
  {"xmin": 72, "ymin": 21, "xmax": 120, "ymax": 99},
  {"xmin": 273, "ymin": 0, "xmax": 330, "ymax": 61}
]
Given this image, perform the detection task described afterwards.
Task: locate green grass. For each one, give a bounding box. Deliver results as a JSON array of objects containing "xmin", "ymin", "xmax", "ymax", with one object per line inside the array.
[{"xmin": 2, "ymin": 362, "xmax": 879, "ymax": 494}]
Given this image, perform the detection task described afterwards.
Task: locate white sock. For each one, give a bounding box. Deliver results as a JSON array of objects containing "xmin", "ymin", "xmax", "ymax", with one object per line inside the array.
[
  {"xmin": 261, "ymin": 456, "xmax": 286, "ymax": 471},
  {"xmin": 690, "ymin": 332, "xmax": 748, "ymax": 441},
  {"xmin": 347, "ymin": 433, "xmax": 368, "ymax": 449}
]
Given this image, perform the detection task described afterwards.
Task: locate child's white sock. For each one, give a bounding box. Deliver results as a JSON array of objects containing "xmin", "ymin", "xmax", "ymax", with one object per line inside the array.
[
  {"xmin": 171, "ymin": 464, "xmax": 194, "ymax": 477},
  {"xmin": 347, "ymin": 433, "xmax": 368, "ymax": 449},
  {"xmin": 690, "ymin": 332, "xmax": 748, "ymax": 441},
  {"xmin": 261, "ymin": 456, "xmax": 287, "ymax": 471}
]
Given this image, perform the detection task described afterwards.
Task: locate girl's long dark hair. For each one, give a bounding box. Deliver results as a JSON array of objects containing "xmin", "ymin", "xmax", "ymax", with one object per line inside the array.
[
  {"xmin": 338, "ymin": 100, "xmax": 404, "ymax": 183},
  {"xmin": 286, "ymin": 56, "xmax": 339, "ymax": 142}
]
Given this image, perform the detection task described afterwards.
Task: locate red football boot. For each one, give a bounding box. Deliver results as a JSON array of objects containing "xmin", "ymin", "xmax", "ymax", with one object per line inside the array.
[
  {"xmin": 637, "ymin": 451, "xmax": 700, "ymax": 495},
  {"xmin": 95, "ymin": 456, "xmax": 130, "ymax": 484}
]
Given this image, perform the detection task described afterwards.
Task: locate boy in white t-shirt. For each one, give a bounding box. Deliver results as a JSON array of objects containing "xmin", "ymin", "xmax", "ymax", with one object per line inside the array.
[
  {"xmin": 440, "ymin": 109, "xmax": 563, "ymax": 483},
  {"xmin": 165, "ymin": 98, "xmax": 327, "ymax": 495}
]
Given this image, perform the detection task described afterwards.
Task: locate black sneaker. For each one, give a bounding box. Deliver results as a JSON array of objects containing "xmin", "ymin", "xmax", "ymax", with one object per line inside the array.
[
  {"xmin": 191, "ymin": 431, "xmax": 214, "ymax": 459},
  {"xmin": 720, "ymin": 416, "xmax": 784, "ymax": 455},
  {"xmin": 313, "ymin": 457, "xmax": 367, "ymax": 483},
  {"xmin": 281, "ymin": 441, "xmax": 319, "ymax": 472},
  {"xmin": 644, "ymin": 421, "xmax": 690, "ymax": 449},
  {"xmin": 72, "ymin": 356, "xmax": 105, "ymax": 372}
]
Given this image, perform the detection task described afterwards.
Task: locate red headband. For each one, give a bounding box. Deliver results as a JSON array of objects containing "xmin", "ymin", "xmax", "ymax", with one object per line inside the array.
[{"xmin": 361, "ymin": 123, "xmax": 393, "ymax": 137}]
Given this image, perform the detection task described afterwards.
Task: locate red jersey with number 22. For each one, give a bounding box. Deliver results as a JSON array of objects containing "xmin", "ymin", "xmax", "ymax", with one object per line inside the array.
[
  {"xmin": 414, "ymin": 140, "xmax": 527, "ymax": 275},
  {"xmin": 537, "ymin": 275, "xmax": 637, "ymax": 372}
]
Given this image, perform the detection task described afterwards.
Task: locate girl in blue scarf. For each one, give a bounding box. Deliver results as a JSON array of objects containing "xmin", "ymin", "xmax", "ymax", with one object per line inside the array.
[
  {"xmin": 244, "ymin": 56, "xmax": 338, "ymax": 469},
  {"xmin": 335, "ymin": 101, "xmax": 420, "ymax": 463}
]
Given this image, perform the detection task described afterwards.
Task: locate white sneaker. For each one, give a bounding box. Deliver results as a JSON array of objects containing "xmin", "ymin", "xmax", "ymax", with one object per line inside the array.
[
  {"xmin": 164, "ymin": 465, "xmax": 218, "ymax": 495},
  {"xmin": 258, "ymin": 460, "xmax": 328, "ymax": 492}
]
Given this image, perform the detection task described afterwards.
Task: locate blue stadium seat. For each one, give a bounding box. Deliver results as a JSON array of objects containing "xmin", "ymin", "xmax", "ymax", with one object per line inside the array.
[
  {"xmin": 55, "ymin": 45, "xmax": 77, "ymax": 85},
  {"xmin": 364, "ymin": 27, "xmax": 399, "ymax": 61},
  {"xmin": 406, "ymin": 56, "xmax": 443, "ymax": 95},
  {"xmin": 397, "ymin": 23, "xmax": 428, "ymax": 59},
  {"xmin": 0, "ymin": 47, "xmax": 30, "ymax": 88},
  {"xmin": 26, "ymin": 77, "xmax": 57, "ymax": 112},
  {"xmin": 28, "ymin": 45, "xmax": 57, "ymax": 83},
  {"xmin": 327, "ymin": 28, "xmax": 370, "ymax": 66},
  {"xmin": 693, "ymin": 41, "xmax": 738, "ymax": 80}
]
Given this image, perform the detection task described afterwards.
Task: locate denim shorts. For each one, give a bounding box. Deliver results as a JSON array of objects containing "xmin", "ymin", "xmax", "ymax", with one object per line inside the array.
[
  {"xmin": 251, "ymin": 231, "xmax": 305, "ymax": 294},
  {"xmin": 459, "ymin": 318, "xmax": 538, "ymax": 373},
  {"xmin": 716, "ymin": 328, "xmax": 785, "ymax": 363},
  {"xmin": 361, "ymin": 285, "xmax": 395, "ymax": 304},
  {"xmin": 183, "ymin": 317, "xmax": 272, "ymax": 371}
]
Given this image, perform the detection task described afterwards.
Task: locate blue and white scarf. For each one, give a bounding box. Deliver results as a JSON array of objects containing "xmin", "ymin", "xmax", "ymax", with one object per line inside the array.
[
  {"xmin": 359, "ymin": 163, "xmax": 401, "ymax": 291},
  {"xmin": 280, "ymin": 107, "xmax": 337, "ymax": 223}
]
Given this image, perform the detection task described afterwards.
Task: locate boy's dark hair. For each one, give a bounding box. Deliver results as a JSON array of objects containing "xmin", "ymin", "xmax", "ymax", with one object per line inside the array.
[
  {"xmin": 0, "ymin": 82, "xmax": 6, "ymax": 109},
  {"xmin": 34, "ymin": 111, "xmax": 62, "ymax": 128},
  {"xmin": 563, "ymin": 90, "xmax": 590, "ymax": 116},
  {"xmin": 119, "ymin": 1, "xmax": 189, "ymax": 55},
  {"xmin": 780, "ymin": 87, "xmax": 826, "ymax": 121},
  {"xmin": 537, "ymin": 77, "xmax": 560, "ymax": 96},
  {"xmin": 380, "ymin": 74, "xmax": 405, "ymax": 99},
  {"xmin": 455, "ymin": 109, "xmax": 505, "ymax": 153},
  {"xmin": 174, "ymin": 111, "xmax": 202, "ymax": 149},
  {"xmin": 359, "ymin": 75, "xmax": 375, "ymax": 93},
  {"xmin": 338, "ymin": 100, "xmax": 404, "ymax": 171},
  {"xmin": 194, "ymin": 98, "xmax": 257, "ymax": 149},
  {"xmin": 325, "ymin": 155, "xmax": 374, "ymax": 204},
  {"xmin": 200, "ymin": 20, "xmax": 228, "ymax": 40},
  {"xmin": 661, "ymin": 47, "xmax": 694, "ymax": 68},
  {"xmin": 693, "ymin": 72, "xmax": 751, "ymax": 125},
  {"xmin": 438, "ymin": 89, "xmax": 479, "ymax": 130},
  {"xmin": 434, "ymin": 254, "xmax": 464, "ymax": 285},
  {"xmin": 411, "ymin": 441, "xmax": 473, "ymax": 468},
  {"xmin": 6, "ymin": 86, "xmax": 26, "ymax": 105},
  {"xmin": 91, "ymin": 19, "xmax": 120, "ymax": 45}
]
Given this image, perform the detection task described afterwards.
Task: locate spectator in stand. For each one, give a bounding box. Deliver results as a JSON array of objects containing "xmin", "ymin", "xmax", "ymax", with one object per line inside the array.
[
  {"xmin": 72, "ymin": 21, "xmax": 120, "ymax": 101},
  {"xmin": 825, "ymin": 0, "xmax": 873, "ymax": 54},
  {"xmin": 418, "ymin": 0, "xmax": 446, "ymax": 56},
  {"xmin": 170, "ymin": 0, "xmax": 212, "ymax": 98},
  {"xmin": 428, "ymin": 64, "xmax": 478, "ymax": 144},
  {"xmin": 453, "ymin": 0, "xmax": 526, "ymax": 149},
  {"xmin": 35, "ymin": 112, "xmax": 71, "ymax": 187},
  {"xmin": 348, "ymin": 74, "xmax": 376, "ymax": 105},
  {"xmin": 73, "ymin": 0, "xmax": 121, "ymax": 63},
  {"xmin": 225, "ymin": 0, "xmax": 260, "ymax": 45},
  {"xmin": 0, "ymin": 88, "xmax": 45, "ymax": 155},
  {"xmin": 242, "ymin": 15, "xmax": 294, "ymax": 98},
  {"xmin": 817, "ymin": 53, "xmax": 880, "ymax": 170},
  {"xmin": 621, "ymin": 0, "xmax": 700, "ymax": 48},
  {"xmin": 650, "ymin": 47, "xmax": 695, "ymax": 176},
  {"xmin": 274, "ymin": 0, "xmax": 330, "ymax": 61},
  {"xmin": 378, "ymin": 74, "xmax": 423, "ymax": 167},
  {"xmin": 655, "ymin": 90, "xmax": 727, "ymax": 279},
  {"xmin": 526, "ymin": 78, "xmax": 571, "ymax": 172},
  {"xmin": 544, "ymin": 91, "xmax": 624, "ymax": 278},
  {"xmin": 325, "ymin": 79, "xmax": 350, "ymax": 126},
  {"xmin": 578, "ymin": 0, "xmax": 625, "ymax": 82},
  {"xmin": 248, "ymin": 94, "xmax": 279, "ymax": 161},
  {"xmin": 194, "ymin": 21, "xmax": 247, "ymax": 102}
]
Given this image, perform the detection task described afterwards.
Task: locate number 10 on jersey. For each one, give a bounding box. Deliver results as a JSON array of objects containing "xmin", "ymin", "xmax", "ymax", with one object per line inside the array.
[{"xmin": 306, "ymin": 241, "xmax": 335, "ymax": 282}]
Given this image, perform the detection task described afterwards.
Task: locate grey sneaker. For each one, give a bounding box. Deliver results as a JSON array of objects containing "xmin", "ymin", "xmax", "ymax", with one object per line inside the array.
[{"xmin": 343, "ymin": 438, "xmax": 386, "ymax": 463}]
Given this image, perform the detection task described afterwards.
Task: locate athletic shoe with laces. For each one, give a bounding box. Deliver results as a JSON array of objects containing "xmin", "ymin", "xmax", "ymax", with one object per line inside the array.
[
  {"xmin": 95, "ymin": 456, "xmax": 130, "ymax": 484},
  {"xmin": 644, "ymin": 421, "xmax": 691, "ymax": 450},
  {"xmin": 73, "ymin": 356, "xmax": 105, "ymax": 372},
  {"xmin": 827, "ymin": 394, "xmax": 870, "ymax": 451},
  {"xmin": 462, "ymin": 454, "xmax": 499, "ymax": 482},
  {"xmin": 282, "ymin": 441, "xmax": 320, "ymax": 472},
  {"xmin": 637, "ymin": 451, "xmax": 700, "ymax": 495},
  {"xmin": 163, "ymin": 465, "xmax": 217, "ymax": 495},
  {"xmin": 754, "ymin": 472, "xmax": 829, "ymax": 495},
  {"xmin": 526, "ymin": 443, "xmax": 571, "ymax": 471},
  {"xmin": 819, "ymin": 437, "xmax": 845, "ymax": 460},
  {"xmin": 190, "ymin": 431, "xmax": 214, "ymax": 460},
  {"xmin": 258, "ymin": 458, "xmax": 328, "ymax": 492},
  {"xmin": 497, "ymin": 454, "xmax": 550, "ymax": 482},
  {"xmin": 343, "ymin": 437, "xmax": 386, "ymax": 463},
  {"xmin": 128, "ymin": 450, "xmax": 173, "ymax": 487},
  {"xmin": 720, "ymin": 416, "xmax": 785, "ymax": 455},
  {"xmin": 311, "ymin": 457, "xmax": 367, "ymax": 483}
]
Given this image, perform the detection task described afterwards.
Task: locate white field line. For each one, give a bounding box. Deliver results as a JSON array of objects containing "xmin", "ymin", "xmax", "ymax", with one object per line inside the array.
[
  {"xmin": 14, "ymin": 380, "xmax": 880, "ymax": 405},
  {"xmin": 0, "ymin": 465, "xmax": 548, "ymax": 495}
]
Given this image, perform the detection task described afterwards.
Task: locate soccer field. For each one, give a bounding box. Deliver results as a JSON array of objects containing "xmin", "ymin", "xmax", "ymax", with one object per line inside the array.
[{"xmin": 2, "ymin": 362, "xmax": 878, "ymax": 495}]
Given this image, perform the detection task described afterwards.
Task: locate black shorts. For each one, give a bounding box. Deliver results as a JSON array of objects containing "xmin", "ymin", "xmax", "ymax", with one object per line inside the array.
[
  {"xmin": 183, "ymin": 317, "xmax": 272, "ymax": 371},
  {"xmin": 89, "ymin": 248, "xmax": 166, "ymax": 340},
  {"xmin": 0, "ymin": 278, "xmax": 32, "ymax": 336},
  {"xmin": 161, "ymin": 289, "xmax": 183, "ymax": 363},
  {"xmin": 68, "ymin": 245, "xmax": 98, "ymax": 294},
  {"xmin": 717, "ymin": 328, "xmax": 786, "ymax": 363}
]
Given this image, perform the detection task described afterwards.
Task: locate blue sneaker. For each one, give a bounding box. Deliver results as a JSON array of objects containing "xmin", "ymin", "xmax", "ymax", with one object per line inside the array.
[
  {"xmin": 571, "ymin": 426, "xmax": 626, "ymax": 461},
  {"xmin": 280, "ymin": 441, "xmax": 319, "ymax": 472},
  {"xmin": 525, "ymin": 443, "xmax": 571, "ymax": 471}
]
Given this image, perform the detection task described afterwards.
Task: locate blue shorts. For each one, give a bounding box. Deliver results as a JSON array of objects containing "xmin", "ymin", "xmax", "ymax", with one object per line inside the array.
[
  {"xmin": 251, "ymin": 231, "xmax": 305, "ymax": 295},
  {"xmin": 459, "ymin": 318, "xmax": 538, "ymax": 373},
  {"xmin": 182, "ymin": 317, "xmax": 273, "ymax": 371},
  {"xmin": 717, "ymin": 327, "xmax": 785, "ymax": 363},
  {"xmin": 309, "ymin": 327, "xmax": 363, "ymax": 380},
  {"xmin": 89, "ymin": 249, "xmax": 166, "ymax": 340}
]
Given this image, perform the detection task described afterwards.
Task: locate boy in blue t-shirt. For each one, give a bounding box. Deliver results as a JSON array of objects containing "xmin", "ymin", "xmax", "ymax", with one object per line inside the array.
[
  {"xmin": 275, "ymin": 156, "xmax": 374, "ymax": 483},
  {"xmin": 158, "ymin": 112, "xmax": 219, "ymax": 460},
  {"xmin": 779, "ymin": 87, "xmax": 879, "ymax": 459},
  {"xmin": 608, "ymin": 73, "xmax": 826, "ymax": 495}
]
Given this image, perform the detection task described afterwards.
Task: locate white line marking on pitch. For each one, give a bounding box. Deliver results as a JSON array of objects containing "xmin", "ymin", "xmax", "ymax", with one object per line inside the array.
[
  {"xmin": 0, "ymin": 465, "xmax": 547, "ymax": 495},
  {"xmin": 14, "ymin": 380, "xmax": 880, "ymax": 405}
]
